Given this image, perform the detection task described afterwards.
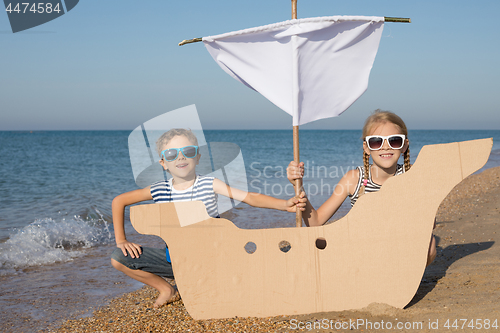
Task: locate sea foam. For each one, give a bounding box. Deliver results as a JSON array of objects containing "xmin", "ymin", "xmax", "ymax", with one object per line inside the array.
[{"xmin": 0, "ymin": 213, "xmax": 113, "ymax": 273}]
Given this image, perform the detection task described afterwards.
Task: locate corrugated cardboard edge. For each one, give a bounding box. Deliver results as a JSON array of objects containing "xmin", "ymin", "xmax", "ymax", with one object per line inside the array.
[{"xmin": 131, "ymin": 138, "xmax": 492, "ymax": 320}]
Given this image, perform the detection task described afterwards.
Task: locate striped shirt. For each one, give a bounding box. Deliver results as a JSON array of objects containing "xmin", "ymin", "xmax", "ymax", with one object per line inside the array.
[
  {"xmin": 349, "ymin": 164, "xmax": 405, "ymax": 207},
  {"xmin": 150, "ymin": 175, "xmax": 220, "ymax": 218}
]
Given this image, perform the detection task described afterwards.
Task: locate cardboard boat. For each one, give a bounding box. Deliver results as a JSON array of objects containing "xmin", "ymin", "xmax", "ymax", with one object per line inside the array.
[{"xmin": 130, "ymin": 138, "xmax": 492, "ymax": 320}]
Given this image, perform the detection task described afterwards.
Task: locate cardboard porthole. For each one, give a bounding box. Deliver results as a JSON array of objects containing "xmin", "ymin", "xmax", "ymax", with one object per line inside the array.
[
  {"xmin": 316, "ymin": 237, "xmax": 327, "ymax": 250},
  {"xmin": 279, "ymin": 240, "xmax": 291, "ymax": 253},
  {"xmin": 244, "ymin": 241, "xmax": 257, "ymax": 254}
]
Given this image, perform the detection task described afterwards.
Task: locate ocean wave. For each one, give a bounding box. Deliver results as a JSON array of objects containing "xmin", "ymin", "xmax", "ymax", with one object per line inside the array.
[{"xmin": 0, "ymin": 211, "xmax": 113, "ymax": 273}]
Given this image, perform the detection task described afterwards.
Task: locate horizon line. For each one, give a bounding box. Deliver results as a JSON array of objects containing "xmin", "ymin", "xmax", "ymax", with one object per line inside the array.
[{"xmin": 1, "ymin": 128, "xmax": 500, "ymax": 132}]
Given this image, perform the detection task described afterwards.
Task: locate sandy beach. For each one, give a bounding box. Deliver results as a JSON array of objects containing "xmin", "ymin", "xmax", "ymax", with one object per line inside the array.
[{"xmin": 52, "ymin": 166, "xmax": 500, "ymax": 333}]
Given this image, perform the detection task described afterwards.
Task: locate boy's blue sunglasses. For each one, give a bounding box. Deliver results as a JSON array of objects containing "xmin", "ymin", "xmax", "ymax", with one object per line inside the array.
[{"xmin": 161, "ymin": 145, "xmax": 199, "ymax": 162}]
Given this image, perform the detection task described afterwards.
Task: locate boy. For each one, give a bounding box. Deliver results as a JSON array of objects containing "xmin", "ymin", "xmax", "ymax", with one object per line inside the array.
[{"xmin": 111, "ymin": 129, "xmax": 306, "ymax": 308}]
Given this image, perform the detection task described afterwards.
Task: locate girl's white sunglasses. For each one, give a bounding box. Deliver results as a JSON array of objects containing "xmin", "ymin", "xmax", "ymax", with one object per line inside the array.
[{"xmin": 365, "ymin": 135, "xmax": 406, "ymax": 150}]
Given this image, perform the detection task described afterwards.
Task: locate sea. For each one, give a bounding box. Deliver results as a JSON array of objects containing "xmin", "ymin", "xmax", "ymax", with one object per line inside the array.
[{"xmin": 1, "ymin": 129, "xmax": 500, "ymax": 332}]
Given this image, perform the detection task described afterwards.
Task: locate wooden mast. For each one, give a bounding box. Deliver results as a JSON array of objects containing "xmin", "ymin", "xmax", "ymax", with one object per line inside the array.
[
  {"xmin": 292, "ymin": 0, "xmax": 297, "ymax": 19},
  {"xmin": 292, "ymin": 0, "xmax": 302, "ymax": 228}
]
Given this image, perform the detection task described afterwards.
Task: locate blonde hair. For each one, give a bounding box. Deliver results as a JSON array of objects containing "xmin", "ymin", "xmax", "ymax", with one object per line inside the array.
[
  {"xmin": 360, "ymin": 109, "xmax": 411, "ymax": 195},
  {"xmin": 156, "ymin": 128, "xmax": 198, "ymax": 157}
]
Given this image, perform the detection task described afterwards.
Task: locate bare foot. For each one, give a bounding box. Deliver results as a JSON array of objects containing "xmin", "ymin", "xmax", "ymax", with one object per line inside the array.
[{"xmin": 153, "ymin": 286, "xmax": 180, "ymax": 308}]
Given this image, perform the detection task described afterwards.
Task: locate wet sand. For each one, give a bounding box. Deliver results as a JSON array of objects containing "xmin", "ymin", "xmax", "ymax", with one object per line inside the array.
[{"xmin": 53, "ymin": 167, "xmax": 500, "ymax": 333}]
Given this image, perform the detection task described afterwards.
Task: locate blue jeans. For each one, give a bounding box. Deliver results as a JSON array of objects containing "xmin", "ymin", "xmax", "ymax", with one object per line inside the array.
[{"xmin": 111, "ymin": 246, "xmax": 174, "ymax": 279}]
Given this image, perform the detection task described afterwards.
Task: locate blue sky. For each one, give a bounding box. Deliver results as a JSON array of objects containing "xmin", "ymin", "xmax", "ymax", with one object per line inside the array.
[{"xmin": 1, "ymin": 0, "xmax": 499, "ymax": 130}]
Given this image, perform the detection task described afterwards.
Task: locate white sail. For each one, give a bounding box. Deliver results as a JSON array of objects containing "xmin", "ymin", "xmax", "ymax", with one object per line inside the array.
[{"xmin": 203, "ymin": 16, "xmax": 384, "ymax": 126}]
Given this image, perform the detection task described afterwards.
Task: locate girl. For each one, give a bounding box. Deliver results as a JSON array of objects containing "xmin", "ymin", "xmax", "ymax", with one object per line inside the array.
[
  {"xmin": 112, "ymin": 128, "xmax": 306, "ymax": 308},
  {"xmin": 287, "ymin": 110, "xmax": 436, "ymax": 266}
]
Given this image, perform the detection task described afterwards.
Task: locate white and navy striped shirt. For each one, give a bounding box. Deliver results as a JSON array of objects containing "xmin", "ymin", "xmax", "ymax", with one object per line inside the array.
[
  {"xmin": 150, "ymin": 175, "xmax": 220, "ymax": 218},
  {"xmin": 349, "ymin": 164, "xmax": 405, "ymax": 207}
]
